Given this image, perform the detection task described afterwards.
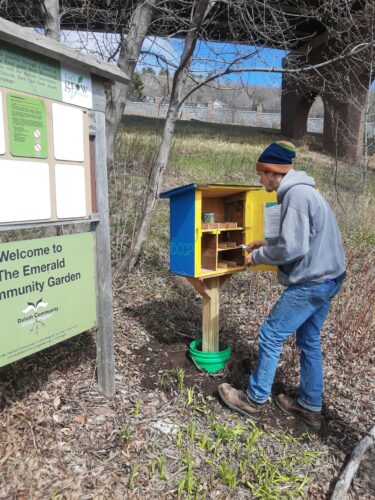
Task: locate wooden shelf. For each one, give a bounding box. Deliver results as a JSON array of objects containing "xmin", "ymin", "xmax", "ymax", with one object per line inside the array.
[
  {"xmin": 218, "ymin": 241, "xmax": 236, "ymax": 249},
  {"xmin": 200, "ymin": 199, "xmax": 246, "ymax": 277},
  {"xmin": 218, "ymin": 260, "xmax": 238, "ymax": 268},
  {"xmin": 199, "ymin": 266, "xmax": 244, "ymax": 277},
  {"xmin": 202, "ymin": 227, "xmax": 243, "ymax": 233},
  {"xmin": 202, "ymin": 222, "xmax": 239, "ymax": 230},
  {"xmin": 218, "ymin": 246, "xmax": 244, "ymax": 252}
]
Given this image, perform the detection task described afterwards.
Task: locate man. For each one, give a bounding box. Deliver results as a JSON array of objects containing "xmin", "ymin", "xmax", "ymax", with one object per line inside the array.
[{"xmin": 218, "ymin": 141, "xmax": 346, "ymax": 431}]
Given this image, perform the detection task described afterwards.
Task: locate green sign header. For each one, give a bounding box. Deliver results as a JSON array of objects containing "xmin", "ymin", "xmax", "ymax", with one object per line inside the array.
[
  {"xmin": 0, "ymin": 41, "xmax": 62, "ymax": 101},
  {"xmin": 0, "ymin": 41, "xmax": 93, "ymax": 108},
  {"xmin": 0, "ymin": 233, "xmax": 96, "ymax": 367}
]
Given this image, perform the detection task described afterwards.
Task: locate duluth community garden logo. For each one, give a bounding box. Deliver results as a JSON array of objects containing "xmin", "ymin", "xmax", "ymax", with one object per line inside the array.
[
  {"xmin": 22, "ymin": 298, "xmax": 48, "ymax": 313},
  {"xmin": 18, "ymin": 298, "xmax": 59, "ymax": 333}
]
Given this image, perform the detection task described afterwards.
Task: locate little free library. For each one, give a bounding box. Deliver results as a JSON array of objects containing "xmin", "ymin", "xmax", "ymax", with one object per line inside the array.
[{"xmin": 161, "ymin": 183, "xmax": 278, "ymax": 371}]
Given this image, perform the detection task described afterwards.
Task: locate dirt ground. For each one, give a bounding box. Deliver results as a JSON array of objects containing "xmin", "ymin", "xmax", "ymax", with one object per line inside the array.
[{"xmin": 0, "ymin": 262, "xmax": 373, "ymax": 499}]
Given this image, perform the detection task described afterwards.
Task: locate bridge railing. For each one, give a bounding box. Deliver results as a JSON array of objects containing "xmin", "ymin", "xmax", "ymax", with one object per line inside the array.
[{"xmin": 124, "ymin": 100, "xmax": 375, "ymax": 140}]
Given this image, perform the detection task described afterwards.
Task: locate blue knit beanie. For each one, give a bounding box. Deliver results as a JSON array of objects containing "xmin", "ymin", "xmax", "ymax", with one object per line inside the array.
[{"xmin": 256, "ymin": 141, "xmax": 296, "ymax": 174}]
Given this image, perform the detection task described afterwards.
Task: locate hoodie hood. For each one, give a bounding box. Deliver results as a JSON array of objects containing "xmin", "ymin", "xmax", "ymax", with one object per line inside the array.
[
  {"xmin": 277, "ymin": 169, "xmax": 315, "ymax": 203},
  {"xmin": 252, "ymin": 168, "xmax": 345, "ymax": 286}
]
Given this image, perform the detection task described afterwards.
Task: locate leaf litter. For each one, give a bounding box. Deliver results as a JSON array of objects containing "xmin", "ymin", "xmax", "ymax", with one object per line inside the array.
[{"xmin": 0, "ymin": 248, "xmax": 373, "ymax": 499}]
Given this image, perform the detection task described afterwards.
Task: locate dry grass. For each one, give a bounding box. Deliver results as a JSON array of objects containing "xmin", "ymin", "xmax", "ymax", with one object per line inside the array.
[{"xmin": 111, "ymin": 113, "xmax": 375, "ymax": 391}]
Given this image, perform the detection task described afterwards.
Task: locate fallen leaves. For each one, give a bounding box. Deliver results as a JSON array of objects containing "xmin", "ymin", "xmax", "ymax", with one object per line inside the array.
[
  {"xmin": 74, "ymin": 415, "xmax": 86, "ymax": 425},
  {"xmin": 0, "ymin": 256, "xmax": 373, "ymax": 498}
]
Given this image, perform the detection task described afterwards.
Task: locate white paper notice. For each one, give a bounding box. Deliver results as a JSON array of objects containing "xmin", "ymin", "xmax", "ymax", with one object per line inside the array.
[
  {"xmin": 264, "ymin": 202, "xmax": 281, "ymax": 239},
  {"xmin": 0, "ymin": 160, "xmax": 51, "ymax": 222},
  {"xmin": 52, "ymin": 103, "xmax": 84, "ymax": 162},
  {"xmin": 61, "ymin": 65, "xmax": 93, "ymax": 109},
  {"xmin": 0, "ymin": 93, "xmax": 5, "ymax": 155},
  {"xmin": 55, "ymin": 164, "xmax": 87, "ymax": 218}
]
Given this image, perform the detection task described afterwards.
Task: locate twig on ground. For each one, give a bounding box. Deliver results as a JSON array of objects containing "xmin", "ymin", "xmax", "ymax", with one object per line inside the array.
[
  {"xmin": 331, "ymin": 425, "xmax": 375, "ymax": 500},
  {"xmin": 329, "ymin": 418, "xmax": 374, "ymax": 438},
  {"xmin": 169, "ymin": 465, "xmax": 187, "ymax": 479},
  {"xmin": 145, "ymin": 408, "xmax": 177, "ymax": 421}
]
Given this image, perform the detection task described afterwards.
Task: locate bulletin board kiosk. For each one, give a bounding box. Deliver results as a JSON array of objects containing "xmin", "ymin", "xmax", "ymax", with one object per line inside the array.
[
  {"xmin": 161, "ymin": 184, "xmax": 278, "ymax": 371},
  {"xmin": 0, "ymin": 19, "xmax": 129, "ymax": 397}
]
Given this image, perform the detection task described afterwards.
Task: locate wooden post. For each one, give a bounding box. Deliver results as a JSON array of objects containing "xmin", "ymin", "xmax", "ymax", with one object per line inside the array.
[
  {"xmin": 207, "ymin": 101, "xmax": 213, "ymax": 122},
  {"xmin": 92, "ymin": 79, "xmax": 115, "ymax": 398},
  {"xmin": 186, "ymin": 275, "xmax": 232, "ymax": 353},
  {"xmin": 256, "ymin": 104, "xmax": 263, "ymax": 126},
  {"xmin": 155, "ymin": 96, "xmax": 161, "ymax": 117},
  {"xmin": 202, "ymin": 276, "xmax": 220, "ymax": 352}
]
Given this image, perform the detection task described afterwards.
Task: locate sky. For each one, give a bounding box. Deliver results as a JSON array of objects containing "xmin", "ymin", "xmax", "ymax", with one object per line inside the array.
[
  {"xmin": 62, "ymin": 31, "xmax": 287, "ymax": 89},
  {"xmin": 139, "ymin": 37, "xmax": 287, "ymax": 88}
]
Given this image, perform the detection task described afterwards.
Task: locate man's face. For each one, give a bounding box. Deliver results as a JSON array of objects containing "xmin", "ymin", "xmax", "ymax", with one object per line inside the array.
[{"xmin": 259, "ymin": 171, "xmax": 277, "ymax": 192}]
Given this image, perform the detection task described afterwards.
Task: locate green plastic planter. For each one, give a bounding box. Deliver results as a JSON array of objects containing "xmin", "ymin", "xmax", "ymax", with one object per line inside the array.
[{"xmin": 189, "ymin": 339, "xmax": 231, "ymax": 373}]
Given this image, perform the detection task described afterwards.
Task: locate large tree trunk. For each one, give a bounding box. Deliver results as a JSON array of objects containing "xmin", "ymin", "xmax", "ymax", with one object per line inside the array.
[
  {"xmin": 106, "ymin": 0, "xmax": 157, "ymax": 169},
  {"xmin": 41, "ymin": 0, "xmax": 60, "ymax": 41},
  {"xmin": 124, "ymin": 0, "xmax": 211, "ymax": 274}
]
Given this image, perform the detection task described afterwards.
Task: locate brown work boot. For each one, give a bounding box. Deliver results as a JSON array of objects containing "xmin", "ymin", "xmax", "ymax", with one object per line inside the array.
[
  {"xmin": 275, "ymin": 394, "xmax": 322, "ymax": 431},
  {"xmin": 218, "ymin": 383, "xmax": 266, "ymax": 420}
]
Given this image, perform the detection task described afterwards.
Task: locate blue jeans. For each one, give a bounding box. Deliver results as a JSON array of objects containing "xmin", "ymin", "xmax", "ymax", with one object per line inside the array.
[{"xmin": 246, "ymin": 278, "xmax": 344, "ymax": 412}]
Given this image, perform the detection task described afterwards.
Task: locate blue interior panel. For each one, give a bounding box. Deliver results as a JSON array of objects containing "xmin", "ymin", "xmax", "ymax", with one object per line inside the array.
[{"xmin": 169, "ymin": 189, "xmax": 195, "ymax": 277}]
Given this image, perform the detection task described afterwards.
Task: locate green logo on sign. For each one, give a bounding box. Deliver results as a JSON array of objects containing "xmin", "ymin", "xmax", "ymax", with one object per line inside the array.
[{"xmin": 18, "ymin": 298, "xmax": 58, "ymax": 334}]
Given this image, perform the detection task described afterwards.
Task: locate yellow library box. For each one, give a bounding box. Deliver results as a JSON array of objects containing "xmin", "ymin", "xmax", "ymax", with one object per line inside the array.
[{"xmin": 160, "ymin": 183, "xmax": 278, "ymax": 278}]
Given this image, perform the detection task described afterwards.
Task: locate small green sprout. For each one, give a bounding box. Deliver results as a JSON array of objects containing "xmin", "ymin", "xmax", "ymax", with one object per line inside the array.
[
  {"xmin": 239, "ymin": 458, "xmax": 248, "ymax": 475},
  {"xmin": 151, "ymin": 456, "xmax": 168, "ymax": 480},
  {"xmin": 178, "ymin": 468, "xmax": 194, "ymax": 497},
  {"xmin": 245, "ymin": 426, "xmax": 262, "ymax": 451},
  {"xmin": 175, "ymin": 368, "xmax": 186, "ymax": 390},
  {"xmin": 50, "ymin": 490, "xmax": 63, "ymax": 500},
  {"xmin": 120, "ymin": 422, "xmax": 133, "ymax": 444},
  {"xmin": 134, "ymin": 399, "xmax": 140, "ymax": 417},
  {"xmin": 128, "ymin": 465, "xmax": 140, "ymax": 490},
  {"xmin": 180, "ymin": 449, "xmax": 193, "ymax": 468},
  {"xmin": 187, "ymin": 419, "xmax": 197, "ymax": 440},
  {"xmin": 198, "ymin": 432, "xmax": 212, "ymax": 450},
  {"xmin": 185, "ymin": 387, "xmax": 195, "ymax": 406},
  {"xmin": 158, "ymin": 374, "xmax": 167, "ymax": 389},
  {"xmin": 210, "ymin": 418, "xmax": 245, "ymax": 443},
  {"xmin": 176, "ymin": 429, "xmax": 184, "ymax": 448},
  {"xmin": 218, "ymin": 461, "xmax": 239, "ymax": 489}
]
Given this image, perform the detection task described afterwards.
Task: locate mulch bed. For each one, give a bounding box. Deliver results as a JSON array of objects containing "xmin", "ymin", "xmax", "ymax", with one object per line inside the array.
[{"xmin": 0, "ymin": 262, "xmax": 374, "ymax": 498}]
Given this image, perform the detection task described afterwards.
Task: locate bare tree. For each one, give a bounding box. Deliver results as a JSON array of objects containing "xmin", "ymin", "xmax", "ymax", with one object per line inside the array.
[
  {"xmin": 122, "ymin": 0, "xmax": 375, "ymax": 273},
  {"xmin": 123, "ymin": 0, "xmax": 213, "ymax": 273},
  {"xmin": 282, "ymin": 1, "xmax": 375, "ymax": 165},
  {"xmin": 41, "ymin": 0, "xmax": 60, "ymax": 41},
  {"xmin": 106, "ymin": 0, "xmax": 158, "ymax": 168}
]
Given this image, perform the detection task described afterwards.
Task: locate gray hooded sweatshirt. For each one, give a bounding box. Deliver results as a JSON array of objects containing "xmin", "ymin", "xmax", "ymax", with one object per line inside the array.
[{"xmin": 252, "ymin": 169, "xmax": 346, "ymax": 286}]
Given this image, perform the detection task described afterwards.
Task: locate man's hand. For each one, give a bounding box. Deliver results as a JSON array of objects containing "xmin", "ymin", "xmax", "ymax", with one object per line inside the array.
[
  {"xmin": 245, "ymin": 240, "xmax": 268, "ymax": 252},
  {"xmin": 246, "ymin": 252, "xmax": 256, "ymax": 266}
]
